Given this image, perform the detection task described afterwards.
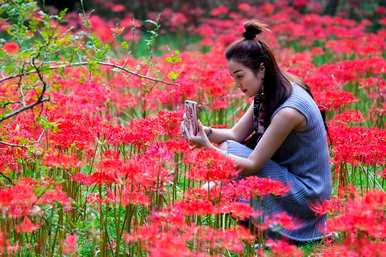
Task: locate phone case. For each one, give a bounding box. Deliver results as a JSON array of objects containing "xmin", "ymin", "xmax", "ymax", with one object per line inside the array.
[{"xmin": 184, "ymin": 100, "xmax": 199, "ymax": 136}]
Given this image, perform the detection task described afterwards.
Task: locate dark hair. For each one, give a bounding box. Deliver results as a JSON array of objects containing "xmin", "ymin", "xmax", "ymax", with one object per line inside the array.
[{"xmin": 225, "ymin": 20, "xmax": 292, "ymax": 128}]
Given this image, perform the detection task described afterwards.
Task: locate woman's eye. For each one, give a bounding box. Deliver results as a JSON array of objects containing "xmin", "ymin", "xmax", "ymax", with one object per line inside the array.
[{"xmin": 236, "ymin": 76, "xmax": 243, "ymax": 79}]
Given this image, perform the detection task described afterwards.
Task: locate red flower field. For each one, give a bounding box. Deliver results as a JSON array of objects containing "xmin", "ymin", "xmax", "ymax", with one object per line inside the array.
[{"xmin": 0, "ymin": 0, "xmax": 384, "ymax": 256}]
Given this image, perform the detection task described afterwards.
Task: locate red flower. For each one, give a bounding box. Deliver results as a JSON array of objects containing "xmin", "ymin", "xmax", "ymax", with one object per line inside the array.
[
  {"xmin": 234, "ymin": 176, "xmax": 289, "ymax": 198},
  {"xmin": 3, "ymin": 42, "xmax": 19, "ymax": 54},
  {"xmin": 63, "ymin": 233, "xmax": 77, "ymax": 255},
  {"xmin": 185, "ymin": 148, "xmax": 238, "ymax": 182},
  {"xmin": 269, "ymin": 212, "xmax": 297, "ymax": 230},
  {"xmin": 334, "ymin": 110, "xmax": 365, "ymax": 124},
  {"xmin": 267, "ymin": 239, "xmax": 303, "ymax": 257},
  {"xmin": 238, "ymin": 3, "xmax": 252, "ymax": 12},
  {"xmin": 89, "ymin": 16, "xmax": 114, "ymax": 43},
  {"xmin": 210, "ymin": 6, "xmax": 228, "ymax": 16},
  {"xmin": 222, "ymin": 202, "xmax": 254, "ymax": 220},
  {"xmin": 15, "ymin": 216, "xmax": 40, "ymax": 233}
]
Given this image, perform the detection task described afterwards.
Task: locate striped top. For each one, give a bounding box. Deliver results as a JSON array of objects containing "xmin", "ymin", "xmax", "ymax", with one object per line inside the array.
[{"xmin": 271, "ymin": 84, "xmax": 332, "ymax": 203}]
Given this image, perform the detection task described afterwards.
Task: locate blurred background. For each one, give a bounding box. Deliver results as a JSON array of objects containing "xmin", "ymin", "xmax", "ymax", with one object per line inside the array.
[
  {"xmin": 39, "ymin": 0, "xmax": 385, "ymax": 24},
  {"xmin": 35, "ymin": 0, "xmax": 385, "ymax": 57}
]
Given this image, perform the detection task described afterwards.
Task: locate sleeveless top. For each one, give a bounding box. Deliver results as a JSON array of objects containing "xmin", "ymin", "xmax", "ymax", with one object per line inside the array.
[
  {"xmin": 251, "ymin": 83, "xmax": 332, "ymax": 241},
  {"xmin": 271, "ymin": 84, "xmax": 331, "ymax": 199},
  {"xmin": 252, "ymin": 84, "xmax": 332, "ymax": 200}
]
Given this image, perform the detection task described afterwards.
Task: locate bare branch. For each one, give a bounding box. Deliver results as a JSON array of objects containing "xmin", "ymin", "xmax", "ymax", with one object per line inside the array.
[
  {"xmin": 0, "ymin": 97, "xmax": 49, "ymax": 122},
  {"xmin": 31, "ymin": 56, "xmax": 48, "ymax": 102},
  {"xmin": 0, "ymin": 173, "xmax": 14, "ymax": 185},
  {"xmin": 18, "ymin": 62, "xmax": 27, "ymax": 107},
  {"xmin": 0, "ymin": 140, "xmax": 28, "ymax": 149},
  {"xmin": 0, "ymin": 61, "xmax": 178, "ymax": 86}
]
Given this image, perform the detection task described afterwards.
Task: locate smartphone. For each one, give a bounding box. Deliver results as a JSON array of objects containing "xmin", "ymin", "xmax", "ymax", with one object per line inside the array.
[{"xmin": 184, "ymin": 100, "xmax": 199, "ymax": 136}]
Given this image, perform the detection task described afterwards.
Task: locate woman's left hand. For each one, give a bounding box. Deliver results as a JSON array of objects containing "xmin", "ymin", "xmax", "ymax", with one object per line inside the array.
[{"xmin": 183, "ymin": 120, "xmax": 211, "ymax": 148}]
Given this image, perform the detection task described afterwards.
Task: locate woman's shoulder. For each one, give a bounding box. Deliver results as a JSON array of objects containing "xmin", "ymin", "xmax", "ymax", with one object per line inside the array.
[
  {"xmin": 273, "ymin": 83, "xmax": 320, "ymax": 127},
  {"xmin": 285, "ymin": 83, "xmax": 319, "ymax": 110}
]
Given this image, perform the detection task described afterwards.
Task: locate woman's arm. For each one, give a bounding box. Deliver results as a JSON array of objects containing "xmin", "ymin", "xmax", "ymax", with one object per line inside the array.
[
  {"xmin": 207, "ymin": 107, "xmax": 305, "ymax": 176},
  {"xmin": 204, "ymin": 101, "xmax": 254, "ymax": 144}
]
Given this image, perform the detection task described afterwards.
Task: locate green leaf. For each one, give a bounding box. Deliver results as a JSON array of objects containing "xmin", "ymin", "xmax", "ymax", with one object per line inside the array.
[
  {"xmin": 37, "ymin": 116, "xmax": 58, "ymax": 131},
  {"xmin": 167, "ymin": 71, "xmax": 179, "ymax": 81},
  {"xmin": 121, "ymin": 41, "xmax": 129, "ymax": 49}
]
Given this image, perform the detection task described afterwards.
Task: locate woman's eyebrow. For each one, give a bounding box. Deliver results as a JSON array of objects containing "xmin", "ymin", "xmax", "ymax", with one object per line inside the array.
[{"xmin": 232, "ymin": 69, "xmax": 243, "ymax": 75}]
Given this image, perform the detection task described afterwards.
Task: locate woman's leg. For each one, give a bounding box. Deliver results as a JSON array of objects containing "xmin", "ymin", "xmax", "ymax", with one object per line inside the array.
[{"xmin": 222, "ymin": 140, "xmax": 322, "ymax": 242}]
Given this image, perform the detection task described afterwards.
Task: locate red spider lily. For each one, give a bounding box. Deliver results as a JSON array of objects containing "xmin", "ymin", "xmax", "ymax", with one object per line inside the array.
[
  {"xmin": 309, "ymin": 199, "xmax": 336, "ymax": 216},
  {"xmin": 127, "ymin": 205, "xmax": 253, "ymax": 256},
  {"xmin": 0, "ymin": 19, "xmax": 10, "ymax": 32},
  {"xmin": 221, "ymin": 201, "xmax": 254, "ymax": 221},
  {"xmin": 0, "ymin": 181, "xmax": 37, "ymax": 217},
  {"xmin": 122, "ymin": 117, "xmax": 162, "ymax": 148},
  {"xmin": 333, "ymin": 110, "xmax": 365, "ymax": 124},
  {"xmin": 0, "ymin": 146, "xmax": 19, "ymax": 173},
  {"xmin": 192, "ymin": 226, "xmax": 254, "ymax": 254},
  {"xmin": 51, "ymin": 80, "xmax": 109, "ymax": 114},
  {"xmin": 359, "ymin": 77, "xmax": 386, "ymax": 100},
  {"xmin": 62, "ymin": 233, "xmax": 77, "ymax": 255},
  {"xmin": 156, "ymin": 110, "xmax": 183, "ymax": 137},
  {"xmin": 268, "ymin": 212, "xmax": 298, "ymax": 231},
  {"xmin": 266, "ymin": 239, "xmax": 303, "ymax": 257},
  {"xmin": 106, "ymin": 187, "xmax": 150, "ymax": 207},
  {"xmin": 329, "ymin": 122, "xmax": 386, "ymax": 166},
  {"xmin": 15, "ymin": 216, "xmax": 40, "ymax": 233},
  {"xmin": 319, "ymin": 238, "xmax": 386, "ymax": 257},
  {"xmin": 120, "ymin": 17, "xmax": 141, "ymax": 29},
  {"xmin": 71, "ymin": 172, "xmax": 94, "ymax": 186},
  {"xmin": 89, "ymin": 171, "xmax": 118, "ymax": 185},
  {"xmin": 238, "ymin": 3, "xmax": 252, "ymax": 12},
  {"xmin": 233, "ymin": 176, "xmax": 289, "ymax": 199},
  {"xmin": 184, "ymin": 187, "xmax": 233, "ymax": 207},
  {"xmin": 49, "ymin": 113, "xmax": 99, "ymax": 150},
  {"xmin": 379, "ymin": 168, "xmax": 386, "ymax": 179},
  {"xmin": 185, "ymin": 148, "xmax": 238, "ymax": 183},
  {"xmin": 124, "ymin": 208, "xmax": 192, "ymax": 253},
  {"xmin": 312, "ymin": 87, "xmax": 357, "ymax": 111},
  {"xmin": 89, "ymin": 16, "xmax": 114, "ymax": 43},
  {"xmin": 326, "ymin": 190, "xmax": 385, "ymax": 255},
  {"xmin": 210, "ymin": 6, "xmax": 229, "ymax": 17},
  {"xmin": 174, "ymin": 199, "xmax": 215, "ymax": 216},
  {"xmin": 0, "ymin": 231, "xmax": 18, "ymax": 254},
  {"xmin": 38, "ymin": 186, "xmax": 71, "ymax": 208},
  {"xmin": 104, "ymin": 3, "xmax": 125, "ymax": 12},
  {"xmin": 2, "ymin": 42, "xmax": 19, "ymax": 54},
  {"xmin": 42, "ymin": 152, "xmax": 83, "ymax": 169},
  {"xmin": 164, "ymin": 139, "xmax": 191, "ymax": 153}
]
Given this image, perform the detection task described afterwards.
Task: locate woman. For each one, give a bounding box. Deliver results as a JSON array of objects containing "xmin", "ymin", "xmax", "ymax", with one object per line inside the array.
[{"xmin": 181, "ymin": 20, "xmax": 332, "ymax": 244}]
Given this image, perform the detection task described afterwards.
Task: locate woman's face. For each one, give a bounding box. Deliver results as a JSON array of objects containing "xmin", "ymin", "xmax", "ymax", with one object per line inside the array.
[{"xmin": 227, "ymin": 59, "xmax": 265, "ymax": 98}]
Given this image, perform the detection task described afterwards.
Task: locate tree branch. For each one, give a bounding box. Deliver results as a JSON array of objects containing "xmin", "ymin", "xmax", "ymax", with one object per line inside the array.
[
  {"xmin": 31, "ymin": 56, "xmax": 48, "ymax": 103},
  {"xmin": 0, "ymin": 140, "xmax": 28, "ymax": 148},
  {"xmin": 0, "ymin": 61, "xmax": 178, "ymax": 86},
  {"xmin": 0, "ymin": 97, "xmax": 49, "ymax": 122}
]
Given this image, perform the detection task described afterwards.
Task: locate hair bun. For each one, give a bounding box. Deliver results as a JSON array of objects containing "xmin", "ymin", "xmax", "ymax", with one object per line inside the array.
[{"xmin": 243, "ymin": 20, "xmax": 269, "ymax": 40}]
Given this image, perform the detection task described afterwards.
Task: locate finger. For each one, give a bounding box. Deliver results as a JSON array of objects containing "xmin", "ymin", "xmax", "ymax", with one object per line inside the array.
[
  {"xmin": 184, "ymin": 122, "xmax": 193, "ymax": 139},
  {"xmin": 181, "ymin": 125, "xmax": 188, "ymax": 139},
  {"xmin": 181, "ymin": 121, "xmax": 187, "ymax": 133},
  {"xmin": 197, "ymin": 120, "xmax": 204, "ymax": 133}
]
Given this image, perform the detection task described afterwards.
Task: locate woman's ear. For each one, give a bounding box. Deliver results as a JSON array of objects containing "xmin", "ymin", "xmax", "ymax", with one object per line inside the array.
[{"xmin": 259, "ymin": 63, "xmax": 265, "ymax": 72}]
